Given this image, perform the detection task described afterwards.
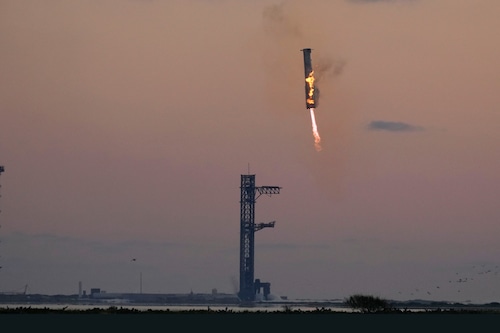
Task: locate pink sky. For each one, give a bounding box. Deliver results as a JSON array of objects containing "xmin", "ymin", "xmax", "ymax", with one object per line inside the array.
[{"xmin": 1, "ymin": 0, "xmax": 500, "ymax": 303}]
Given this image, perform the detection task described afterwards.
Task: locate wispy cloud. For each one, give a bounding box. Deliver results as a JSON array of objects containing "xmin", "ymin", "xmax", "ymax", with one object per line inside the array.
[
  {"xmin": 347, "ymin": 0, "xmax": 417, "ymax": 3},
  {"xmin": 367, "ymin": 120, "xmax": 424, "ymax": 132}
]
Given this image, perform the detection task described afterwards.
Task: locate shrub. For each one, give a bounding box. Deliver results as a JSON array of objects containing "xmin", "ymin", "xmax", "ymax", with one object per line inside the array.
[{"xmin": 344, "ymin": 294, "xmax": 391, "ymax": 313}]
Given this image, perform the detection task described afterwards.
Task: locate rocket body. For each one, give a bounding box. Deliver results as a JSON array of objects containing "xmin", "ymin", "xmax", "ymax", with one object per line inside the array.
[
  {"xmin": 302, "ymin": 48, "xmax": 316, "ymax": 109},
  {"xmin": 302, "ymin": 48, "xmax": 313, "ymax": 78}
]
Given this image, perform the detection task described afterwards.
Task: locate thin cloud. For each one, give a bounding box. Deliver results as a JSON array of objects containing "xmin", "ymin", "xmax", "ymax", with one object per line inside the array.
[
  {"xmin": 258, "ymin": 242, "xmax": 332, "ymax": 251},
  {"xmin": 347, "ymin": 0, "xmax": 417, "ymax": 3},
  {"xmin": 367, "ymin": 120, "xmax": 424, "ymax": 132}
]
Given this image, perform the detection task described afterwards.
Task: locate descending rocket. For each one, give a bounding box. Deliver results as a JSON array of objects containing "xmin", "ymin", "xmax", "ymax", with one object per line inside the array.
[
  {"xmin": 301, "ymin": 48, "xmax": 316, "ymax": 109},
  {"xmin": 301, "ymin": 48, "xmax": 322, "ymax": 151}
]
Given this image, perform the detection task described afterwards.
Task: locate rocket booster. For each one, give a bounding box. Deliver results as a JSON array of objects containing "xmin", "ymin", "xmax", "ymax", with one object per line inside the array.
[
  {"xmin": 302, "ymin": 48, "xmax": 313, "ymax": 79},
  {"xmin": 302, "ymin": 48, "xmax": 316, "ymax": 109}
]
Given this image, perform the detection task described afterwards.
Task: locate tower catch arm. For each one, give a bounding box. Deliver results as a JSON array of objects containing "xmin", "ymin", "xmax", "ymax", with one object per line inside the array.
[
  {"xmin": 255, "ymin": 221, "xmax": 275, "ymax": 232},
  {"xmin": 256, "ymin": 186, "xmax": 281, "ymax": 199}
]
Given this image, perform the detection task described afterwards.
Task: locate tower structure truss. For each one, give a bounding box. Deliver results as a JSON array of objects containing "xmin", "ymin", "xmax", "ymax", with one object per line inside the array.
[{"xmin": 238, "ymin": 174, "xmax": 281, "ymax": 302}]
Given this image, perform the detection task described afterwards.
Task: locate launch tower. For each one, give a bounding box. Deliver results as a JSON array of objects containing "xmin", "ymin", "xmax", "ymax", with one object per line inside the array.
[
  {"xmin": 0, "ymin": 165, "xmax": 4, "ymax": 213},
  {"xmin": 238, "ymin": 174, "xmax": 281, "ymax": 302},
  {"xmin": 0, "ymin": 165, "xmax": 4, "ymax": 270}
]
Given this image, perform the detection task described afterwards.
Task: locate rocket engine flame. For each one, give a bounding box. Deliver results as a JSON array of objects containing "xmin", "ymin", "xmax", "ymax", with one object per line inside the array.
[
  {"xmin": 302, "ymin": 48, "xmax": 316, "ymax": 109},
  {"xmin": 305, "ymin": 70, "xmax": 315, "ymax": 105},
  {"xmin": 309, "ymin": 108, "xmax": 322, "ymax": 151}
]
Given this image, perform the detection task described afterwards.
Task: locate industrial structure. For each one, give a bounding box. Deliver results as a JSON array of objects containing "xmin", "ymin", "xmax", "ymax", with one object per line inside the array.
[
  {"xmin": 238, "ymin": 174, "xmax": 281, "ymax": 302},
  {"xmin": 0, "ymin": 165, "xmax": 4, "ymax": 273},
  {"xmin": 0, "ymin": 165, "xmax": 4, "ymax": 215}
]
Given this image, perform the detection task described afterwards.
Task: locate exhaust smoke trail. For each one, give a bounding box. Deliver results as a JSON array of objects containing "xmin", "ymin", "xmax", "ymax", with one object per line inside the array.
[{"xmin": 309, "ymin": 108, "xmax": 322, "ymax": 151}]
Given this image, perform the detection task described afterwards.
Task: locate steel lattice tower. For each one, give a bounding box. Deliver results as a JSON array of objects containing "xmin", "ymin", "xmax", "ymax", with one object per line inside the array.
[
  {"xmin": 0, "ymin": 166, "xmax": 4, "ymax": 214},
  {"xmin": 0, "ymin": 166, "xmax": 4, "ymax": 273},
  {"xmin": 238, "ymin": 174, "xmax": 280, "ymax": 302}
]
